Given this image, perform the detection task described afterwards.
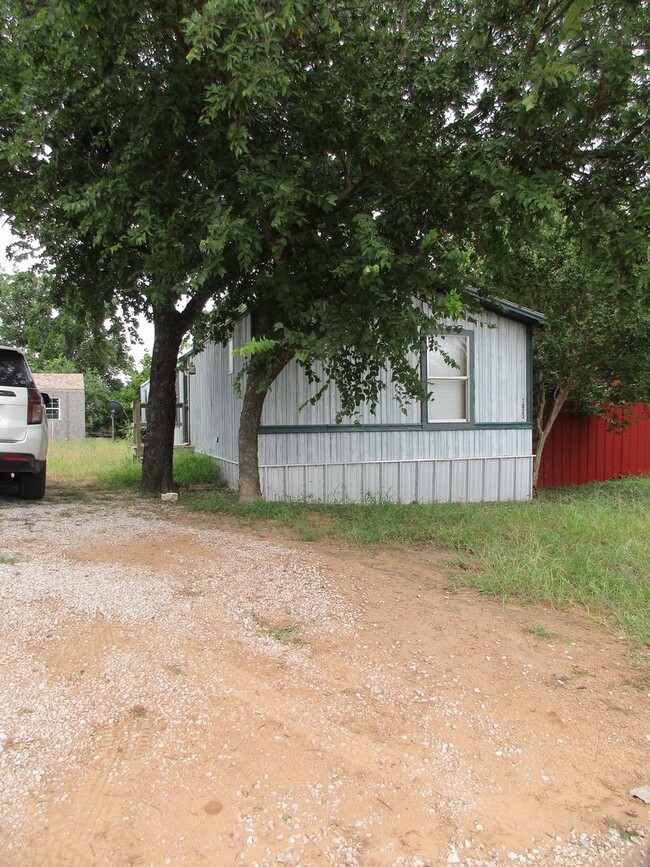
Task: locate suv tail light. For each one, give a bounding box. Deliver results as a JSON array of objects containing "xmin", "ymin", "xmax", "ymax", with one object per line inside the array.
[{"xmin": 27, "ymin": 387, "xmax": 44, "ymax": 424}]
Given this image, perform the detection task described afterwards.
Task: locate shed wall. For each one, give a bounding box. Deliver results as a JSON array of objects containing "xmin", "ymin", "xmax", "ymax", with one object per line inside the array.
[
  {"xmin": 46, "ymin": 389, "xmax": 86, "ymax": 440},
  {"xmin": 537, "ymin": 404, "xmax": 650, "ymax": 487}
]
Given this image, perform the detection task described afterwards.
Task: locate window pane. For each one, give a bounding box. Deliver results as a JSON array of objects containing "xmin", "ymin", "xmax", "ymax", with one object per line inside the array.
[
  {"xmin": 46, "ymin": 397, "xmax": 60, "ymax": 420},
  {"xmin": 427, "ymin": 335, "xmax": 467, "ymax": 378},
  {"xmin": 428, "ymin": 379, "xmax": 467, "ymax": 421}
]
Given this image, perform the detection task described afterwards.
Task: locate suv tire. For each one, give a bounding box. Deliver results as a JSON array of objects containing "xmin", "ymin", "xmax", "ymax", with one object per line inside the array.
[{"xmin": 19, "ymin": 463, "xmax": 46, "ymax": 500}]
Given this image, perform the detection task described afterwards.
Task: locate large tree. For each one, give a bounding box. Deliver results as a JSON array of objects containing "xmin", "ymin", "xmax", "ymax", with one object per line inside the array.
[
  {"xmin": 2, "ymin": 1, "xmax": 647, "ymax": 498},
  {"xmin": 495, "ymin": 227, "xmax": 650, "ymax": 487},
  {"xmin": 185, "ymin": 0, "xmax": 649, "ymax": 499},
  {"xmin": 1, "ymin": 0, "xmax": 241, "ymax": 491}
]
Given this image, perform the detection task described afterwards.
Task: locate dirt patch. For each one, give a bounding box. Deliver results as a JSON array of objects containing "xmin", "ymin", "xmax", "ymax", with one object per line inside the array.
[{"xmin": 0, "ymin": 489, "xmax": 648, "ymax": 866}]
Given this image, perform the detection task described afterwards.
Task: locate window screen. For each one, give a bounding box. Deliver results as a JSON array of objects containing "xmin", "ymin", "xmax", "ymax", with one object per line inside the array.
[{"xmin": 427, "ymin": 335, "xmax": 469, "ymax": 423}]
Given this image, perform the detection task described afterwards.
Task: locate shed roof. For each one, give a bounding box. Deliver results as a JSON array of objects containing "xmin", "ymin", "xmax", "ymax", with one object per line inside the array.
[{"xmin": 33, "ymin": 373, "xmax": 85, "ymax": 391}]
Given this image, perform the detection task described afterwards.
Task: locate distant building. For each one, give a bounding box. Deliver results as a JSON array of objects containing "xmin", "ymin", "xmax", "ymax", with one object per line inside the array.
[{"xmin": 33, "ymin": 373, "xmax": 86, "ymax": 441}]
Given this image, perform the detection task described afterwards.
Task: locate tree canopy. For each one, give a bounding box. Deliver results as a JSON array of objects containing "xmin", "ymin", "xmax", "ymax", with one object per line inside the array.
[
  {"xmin": 497, "ymin": 225, "xmax": 650, "ymax": 485},
  {"xmin": 186, "ymin": 0, "xmax": 650, "ymax": 497},
  {"xmin": 0, "ymin": 269, "xmax": 147, "ymax": 434},
  {"xmin": 1, "ymin": 0, "xmax": 236, "ymax": 488},
  {"xmin": 1, "ymin": 0, "xmax": 648, "ymax": 496},
  {"xmin": 0, "ymin": 271, "xmax": 131, "ymax": 381}
]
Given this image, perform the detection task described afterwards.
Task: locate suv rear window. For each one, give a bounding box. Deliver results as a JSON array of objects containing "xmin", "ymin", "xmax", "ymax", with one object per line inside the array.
[{"xmin": 0, "ymin": 349, "xmax": 32, "ymax": 387}]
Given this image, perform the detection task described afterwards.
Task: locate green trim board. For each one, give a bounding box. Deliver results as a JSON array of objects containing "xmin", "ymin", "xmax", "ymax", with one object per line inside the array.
[
  {"xmin": 259, "ymin": 424, "xmax": 422, "ymax": 434},
  {"xmin": 259, "ymin": 422, "xmax": 533, "ymax": 434},
  {"xmin": 464, "ymin": 289, "xmax": 546, "ymax": 326}
]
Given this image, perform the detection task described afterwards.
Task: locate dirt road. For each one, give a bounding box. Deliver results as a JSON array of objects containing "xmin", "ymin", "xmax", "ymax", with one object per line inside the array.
[{"xmin": 1, "ymin": 488, "xmax": 648, "ymax": 866}]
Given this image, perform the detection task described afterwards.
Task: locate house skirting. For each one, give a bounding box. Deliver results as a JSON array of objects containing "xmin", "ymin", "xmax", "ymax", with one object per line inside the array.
[{"xmin": 214, "ymin": 455, "xmax": 534, "ymax": 504}]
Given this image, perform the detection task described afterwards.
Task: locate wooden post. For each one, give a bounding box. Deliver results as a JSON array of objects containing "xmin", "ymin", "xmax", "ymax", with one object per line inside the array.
[{"xmin": 132, "ymin": 400, "xmax": 147, "ymax": 460}]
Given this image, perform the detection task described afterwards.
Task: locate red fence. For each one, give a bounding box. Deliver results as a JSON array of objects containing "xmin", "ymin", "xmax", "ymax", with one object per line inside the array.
[{"xmin": 537, "ymin": 404, "xmax": 650, "ymax": 488}]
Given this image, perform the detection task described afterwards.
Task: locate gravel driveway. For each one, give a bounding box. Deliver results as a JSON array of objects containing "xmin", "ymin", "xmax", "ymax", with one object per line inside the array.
[{"xmin": 1, "ymin": 488, "xmax": 648, "ymax": 866}]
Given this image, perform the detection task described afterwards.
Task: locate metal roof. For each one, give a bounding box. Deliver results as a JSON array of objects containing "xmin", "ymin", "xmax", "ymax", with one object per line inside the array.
[{"xmin": 465, "ymin": 290, "xmax": 546, "ymax": 325}]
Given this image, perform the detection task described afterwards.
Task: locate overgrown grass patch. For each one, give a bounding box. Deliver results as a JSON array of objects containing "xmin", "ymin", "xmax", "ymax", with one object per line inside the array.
[
  {"xmin": 48, "ymin": 439, "xmax": 221, "ymax": 491},
  {"xmin": 171, "ymin": 449, "xmax": 222, "ymax": 488},
  {"xmin": 187, "ymin": 478, "xmax": 650, "ymax": 645},
  {"xmin": 48, "ymin": 438, "xmax": 142, "ymax": 489},
  {"xmin": 523, "ymin": 624, "xmax": 561, "ymax": 640}
]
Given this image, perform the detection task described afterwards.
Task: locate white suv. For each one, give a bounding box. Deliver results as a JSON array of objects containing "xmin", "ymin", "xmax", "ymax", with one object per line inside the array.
[{"xmin": 0, "ymin": 346, "xmax": 49, "ymax": 500}]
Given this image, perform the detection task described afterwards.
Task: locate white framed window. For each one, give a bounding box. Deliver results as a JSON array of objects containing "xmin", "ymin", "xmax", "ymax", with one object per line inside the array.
[
  {"xmin": 426, "ymin": 334, "xmax": 470, "ymax": 423},
  {"xmin": 45, "ymin": 396, "xmax": 61, "ymax": 421}
]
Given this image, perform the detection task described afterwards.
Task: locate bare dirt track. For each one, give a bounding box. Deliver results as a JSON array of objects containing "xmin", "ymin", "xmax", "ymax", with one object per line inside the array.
[{"xmin": 0, "ymin": 487, "xmax": 648, "ymax": 867}]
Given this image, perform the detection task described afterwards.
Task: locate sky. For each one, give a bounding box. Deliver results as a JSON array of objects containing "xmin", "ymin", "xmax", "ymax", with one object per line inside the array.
[
  {"xmin": 1, "ymin": 216, "xmax": 154, "ymax": 364},
  {"xmin": 0, "ymin": 218, "xmax": 18, "ymax": 272}
]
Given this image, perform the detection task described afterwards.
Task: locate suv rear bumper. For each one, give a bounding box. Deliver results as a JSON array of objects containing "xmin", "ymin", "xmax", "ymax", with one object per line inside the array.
[{"xmin": 0, "ymin": 453, "xmax": 46, "ymax": 474}]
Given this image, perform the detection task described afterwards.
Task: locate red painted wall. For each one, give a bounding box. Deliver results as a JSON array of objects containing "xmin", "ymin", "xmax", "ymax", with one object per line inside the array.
[{"xmin": 537, "ymin": 404, "xmax": 650, "ymax": 488}]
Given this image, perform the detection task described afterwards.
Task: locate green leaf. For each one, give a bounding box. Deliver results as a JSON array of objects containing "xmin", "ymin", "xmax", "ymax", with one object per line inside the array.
[{"xmin": 233, "ymin": 337, "xmax": 278, "ymax": 357}]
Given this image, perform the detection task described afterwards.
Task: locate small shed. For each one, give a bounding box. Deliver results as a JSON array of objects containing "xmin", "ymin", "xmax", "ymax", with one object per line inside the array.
[
  {"xmin": 33, "ymin": 373, "xmax": 85, "ymax": 441},
  {"xmin": 187, "ymin": 299, "xmax": 545, "ymax": 504}
]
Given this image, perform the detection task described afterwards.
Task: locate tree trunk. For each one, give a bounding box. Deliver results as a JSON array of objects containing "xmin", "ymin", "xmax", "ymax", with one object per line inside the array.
[
  {"xmin": 238, "ymin": 351, "xmax": 291, "ymax": 502},
  {"xmin": 532, "ymin": 376, "xmax": 575, "ymax": 490},
  {"xmin": 141, "ymin": 307, "xmax": 185, "ymax": 494}
]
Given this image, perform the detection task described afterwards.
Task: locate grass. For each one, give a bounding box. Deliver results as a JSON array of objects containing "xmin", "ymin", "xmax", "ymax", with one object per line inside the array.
[
  {"xmin": 251, "ymin": 613, "xmax": 304, "ymax": 645},
  {"xmin": 604, "ymin": 816, "xmax": 643, "ymax": 843},
  {"xmin": 523, "ymin": 624, "xmax": 560, "ymax": 640},
  {"xmin": 48, "ymin": 439, "xmax": 138, "ymax": 488},
  {"xmin": 47, "ymin": 439, "xmax": 221, "ymax": 491},
  {"xmin": 187, "ymin": 477, "xmax": 650, "ymax": 646}
]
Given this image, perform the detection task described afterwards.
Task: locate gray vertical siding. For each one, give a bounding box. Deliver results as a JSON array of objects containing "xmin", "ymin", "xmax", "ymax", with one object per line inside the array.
[
  {"xmin": 46, "ymin": 390, "xmax": 86, "ymax": 440},
  {"xmin": 472, "ymin": 313, "xmax": 529, "ymax": 423},
  {"xmin": 189, "ymin": 316, "xmax": 249, "ymax": 487},
  {"xmin": 259, "ymin": 427, "xmax": 530, "ymax": 464},
  {"xmin": 261, "ymin": 353, "xmax": 422, "ymax": 426},
  {"xmin": 258, "ymin": 455, "xmax": 532, "ymax": 503},
  {"xmin": 187, "ymin": 310, "xmax": 535, "ymax": 502},
  {"xmin": 259, "ymin": 310, "xmax": 529, "ymax": 428},
  {"xmin": 257, "ymin": 428, "xmax": 532, "ymax": 503}
]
